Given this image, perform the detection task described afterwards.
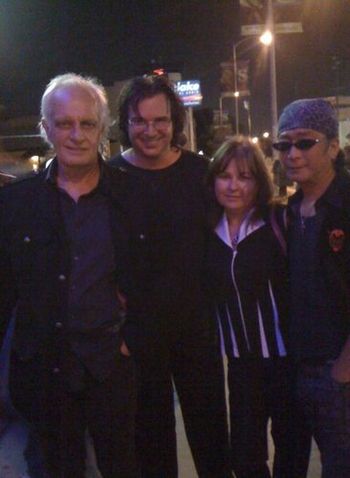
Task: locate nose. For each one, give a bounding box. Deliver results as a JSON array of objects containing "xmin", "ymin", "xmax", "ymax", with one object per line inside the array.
[
  {"xmin": 287, "ymin": 144, "xmax": 301, "ymax": 159},
  {"xmin": 70, "ymin": 124, "xmax": 84, "ymax": 141},
  {"xmin": 228, "ymin": 177, "xmax": 238, "ymax": 190},
  {"xmin": 143, "ymin": 121, "xmax": 157, "ymax": 134}
]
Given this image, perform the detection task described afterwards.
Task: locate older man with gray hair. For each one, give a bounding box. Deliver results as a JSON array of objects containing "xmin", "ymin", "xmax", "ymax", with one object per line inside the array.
[
  {"xmin": 274, "ymin": 98, "xmax": 350, "ymax": 477},
  {"xmin": 0, "ymin": 73, "xmax": 137, "ymax": 477}
]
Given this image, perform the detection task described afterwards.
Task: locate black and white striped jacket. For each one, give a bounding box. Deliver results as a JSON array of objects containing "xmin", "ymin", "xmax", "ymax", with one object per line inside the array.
[{"xmin": 205, "ymin": 209, "xmax": 288, "ymax": 359}]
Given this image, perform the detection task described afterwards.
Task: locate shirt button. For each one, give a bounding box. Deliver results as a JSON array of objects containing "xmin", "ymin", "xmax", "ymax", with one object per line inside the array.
[
  {"xmin": 53, "ymin": 367, "xmax": 60, "ymax": 374},
  {"xmin": 74, "ymin": 256, "xmax": 79, "ymax": 261},
  {"xmin": 23, "ymin": 236, "xmax": 31, "ymax": 243},
  {"xmin": 58, "ymin": 274, "xmax": 66, "ymax": 281},
  {"xmin": 55, "ymin": 321, "xmax": 63, "ymax": 329},
  {"xmin": 139, "ymin": 234, "xmax": 145, "ymax": 240}
]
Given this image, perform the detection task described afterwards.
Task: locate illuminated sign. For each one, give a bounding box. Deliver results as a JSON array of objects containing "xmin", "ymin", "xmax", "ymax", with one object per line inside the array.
[{"xmin": 175, "ymin": 80, "xmax": 203, "ymax": 107}]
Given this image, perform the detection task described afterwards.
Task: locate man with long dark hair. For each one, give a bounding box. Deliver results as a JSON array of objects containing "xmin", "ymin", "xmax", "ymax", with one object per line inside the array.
[{"xmin": 110, "ymin": 75, "xmax": 230, "ymax": 478}]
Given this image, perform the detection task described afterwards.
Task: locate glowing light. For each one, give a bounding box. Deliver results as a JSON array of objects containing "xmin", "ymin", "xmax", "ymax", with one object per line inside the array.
[
  {"xmin": 30, "ymin": 155, "xmax": 40, "ymax": 172},
  {"xmin": 262, "ymin": 131, "xmax": 270, "ymax": 138},
  {"xmin": 252, "ymin": 137, "xmax": 259, "ymax": 144},
  {"xmin": 153, "ymin": 68, "xmax": 165, "ymax": 76},
  {"xmin": 260, "ymin": 30, "xmax": 273, "ymax": 46}
]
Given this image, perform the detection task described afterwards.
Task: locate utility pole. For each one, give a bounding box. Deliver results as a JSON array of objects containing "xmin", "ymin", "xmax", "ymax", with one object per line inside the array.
[{"xmin": 267, "ymin": 0, "xmax": 278, "ymax": 141}]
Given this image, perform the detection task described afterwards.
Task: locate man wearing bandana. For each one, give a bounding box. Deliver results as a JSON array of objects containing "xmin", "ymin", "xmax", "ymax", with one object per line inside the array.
[{"xmin": 274, "ymin": 98, "xmax": 350, "ymax": 477}]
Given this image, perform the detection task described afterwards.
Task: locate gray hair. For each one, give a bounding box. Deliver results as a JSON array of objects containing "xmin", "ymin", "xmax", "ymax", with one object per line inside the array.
[{"xmin": 39, "ymin": 73, "xmax": 111, "ymax": 147}]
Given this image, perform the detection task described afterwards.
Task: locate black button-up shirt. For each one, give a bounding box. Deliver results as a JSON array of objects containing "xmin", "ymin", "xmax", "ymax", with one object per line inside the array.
[{"xmin": 46, "ymin": 160, "xmax": 121, "ymax": 336}]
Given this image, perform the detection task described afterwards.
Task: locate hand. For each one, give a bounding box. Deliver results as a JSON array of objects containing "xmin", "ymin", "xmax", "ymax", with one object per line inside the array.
[
  {"xmin": 116, "ymin": 287, "xmax": 127, "ymax": 312},
  {"xmin": 120, "ymin": 340, "xmax": 131, "ymax": 357},
  {"xmin": 331, "ymin": 356, "xmax": 350, "ymax": 384}
]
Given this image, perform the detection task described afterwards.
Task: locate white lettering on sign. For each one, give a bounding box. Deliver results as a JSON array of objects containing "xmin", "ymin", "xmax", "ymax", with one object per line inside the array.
[
  {"xmin": 176, "ymin": 81, "xmax": 200, "ymax": 94},
  {"xmin": 175, "ymin": 80, "xmax": 203, "ymax": 106}
]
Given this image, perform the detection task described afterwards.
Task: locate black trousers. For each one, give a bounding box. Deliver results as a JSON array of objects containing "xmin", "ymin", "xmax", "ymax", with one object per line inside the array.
[
  {"xmin": 227, "ymin": 357, "xmax": 298, "ymax": 478},
  {"xmin": 133, "ymin": 332, "xmax": 231, "ymax": 478},
  {"xmin": 9, "ymin": 351, "xmax": 138, "ymax": 478}
]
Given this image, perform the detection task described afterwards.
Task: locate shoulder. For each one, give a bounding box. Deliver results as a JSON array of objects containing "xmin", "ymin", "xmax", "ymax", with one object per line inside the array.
[
  {"xmin": 0, "ymin": 172, "xmax": 44, "ymax": 202},
  {"xmin": 107, "ymin": 152, "xmax": 124, "ymax": 169},
  {"xmin": 103, "ymin": 160, "xmax": 126, "ymax": 177},
  {"xmin": 335, "ymin": 170, "xmax": 350, "ymax": 204},
  {"xmin": 319, "ymin": 171, "xmax": 350, "ymax": 223},
  {"xmin": 180, "ymin": 149, "xmax": 209, "ymax": 167},
  {"xmin": 0, "ymin": 173, "xmax": 47, "ymax": 228},
  {"xmin": 262, "ymin": 203, "xmax": 287, "ymax": 254},
  {"xmin": 268, "ymin": 201, "xmax": 287, "ymax": 222},
  {"xmin": 178, "ymin": 149, "xmax": 210, "ymax": 180}
]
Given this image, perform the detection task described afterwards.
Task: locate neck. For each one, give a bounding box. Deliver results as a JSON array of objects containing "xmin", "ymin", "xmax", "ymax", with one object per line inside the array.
[
  {"xmin": 57, "ymin": 161, "xmax": 100, "ymax": 202},
  {"xmin": 225, "ymin": 210, "xmax": 248, "ymax": 240},
  {"xmin": 301, "ymin": 168, "xmax": 335, "ymax": 203},
  {"xmin": 123, "ymin": 147, "xmax": 181, "ymax": 170}
]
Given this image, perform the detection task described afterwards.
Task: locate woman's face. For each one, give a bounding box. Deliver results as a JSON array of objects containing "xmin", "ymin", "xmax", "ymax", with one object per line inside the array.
[{"xmin": 214, "ymin": 158, "xmax": 258, "ymax": 218}]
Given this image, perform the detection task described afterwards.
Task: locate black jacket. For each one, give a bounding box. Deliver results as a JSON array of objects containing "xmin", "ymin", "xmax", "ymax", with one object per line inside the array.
[
  {"xmin": 287, "ymin": 170, "xmax": 350, "ymax": 358},
  {"xmin": 205, "ymin": 208, "xmax": 288, "ymax": 359},
  {"xmin": 0, "ymin": 160, "xmax": 129, "ymax": 379}
]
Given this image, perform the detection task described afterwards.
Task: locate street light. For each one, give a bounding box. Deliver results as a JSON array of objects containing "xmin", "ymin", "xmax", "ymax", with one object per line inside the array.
[
  {"xmin": 266, "ymin": 0, "xmax": 278, "ymax": 140},
  {"xmin": 260, "ymin": 30, "xmax": 273, "ymax": 47},
  {"xmin": 233, "ymin": 31, "xmax": 272, "ymax": 135}
]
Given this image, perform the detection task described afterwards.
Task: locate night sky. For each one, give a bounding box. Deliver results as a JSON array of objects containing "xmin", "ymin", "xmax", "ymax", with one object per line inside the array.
[{"xmin": 0, "ymin": 0, "xmax": 349, "ymax": 134}]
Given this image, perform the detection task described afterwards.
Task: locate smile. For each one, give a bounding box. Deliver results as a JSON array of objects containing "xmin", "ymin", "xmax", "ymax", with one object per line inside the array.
[
  {"xmin": 142, "ymin": 138, "xmax": 161, "ymax": 143},
  {"xmin": 287, "ymin": 166, "xmax": 304, "ymax": 172},
  {"xmin": 66, "ymin": 146, "xmax": 87, "ymax": 152}
]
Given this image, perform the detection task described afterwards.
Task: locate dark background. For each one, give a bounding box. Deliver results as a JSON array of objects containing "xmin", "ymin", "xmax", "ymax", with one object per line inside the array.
[{"xmin": 0, "ymin": 0, "xmax": 349, "ymax": 135}]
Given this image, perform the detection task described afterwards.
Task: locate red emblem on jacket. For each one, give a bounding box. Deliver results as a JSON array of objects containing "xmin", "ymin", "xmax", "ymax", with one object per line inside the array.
[{"xmin": 328, "ymin": 229, "xmax": 345, "ymax": 253}]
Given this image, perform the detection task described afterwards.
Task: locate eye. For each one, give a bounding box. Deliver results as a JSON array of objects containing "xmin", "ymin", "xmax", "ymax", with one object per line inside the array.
[
  {"xmin": 55, "ymin": 120, "xmax": 72, "ymax": 129},
  {"xmin": 129, "ymin": 118, "xmax": 146, "ymax": 127},
  {"xmin": 239, "ymin": 172, "xmax": 253, "ymax": 180},
  {"xmin": 153, "ymin": 118, "xmax": 171, "ymax": 129},
  {"xmin": 217, "ymin": 171, "xmax": 230, "ymax": 179},
  {"xmin": 81, "ymin": 120, "xmax": 98, "ymax": 129}
]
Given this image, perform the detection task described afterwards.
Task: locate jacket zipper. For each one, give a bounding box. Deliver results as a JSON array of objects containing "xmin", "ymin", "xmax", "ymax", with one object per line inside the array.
[{"xmin": 231, "ymin": 250, "xmax": 251, "ymax": 352}]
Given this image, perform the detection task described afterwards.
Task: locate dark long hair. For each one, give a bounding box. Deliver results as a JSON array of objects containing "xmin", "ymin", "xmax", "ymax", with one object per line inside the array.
[
  {"xmin": 207, "ymin": 136, "xmax": 274, "ymax": 228},
  {"xmin": 118, "ymin": 75, "xmax": 186, "ymax": 148}
]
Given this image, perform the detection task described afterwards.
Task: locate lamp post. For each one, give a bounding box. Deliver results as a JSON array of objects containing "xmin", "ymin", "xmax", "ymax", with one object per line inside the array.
[
  {"xmin": 233, "ymin": 36, "xmax": 252, "ymax": 135},
  {"xmin": 266, "ymin": 0, "xmax": 278, "ymax": 140},
  {"xmin": 233, "ymin": 32, "xmax": 272, "ymax": 135}
]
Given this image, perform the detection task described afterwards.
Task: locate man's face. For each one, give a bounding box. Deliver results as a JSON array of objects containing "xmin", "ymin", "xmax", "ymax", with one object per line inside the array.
[
  {"xmin": 278, "ymin": 128, "xmax": 339, "ymax": 187},
  {"xmin": 43, "ymin": 86, "xmax": 102, "ymax": 169},
  {"xmin": 128, "ymin": 93, "xmax": 173, "ymax": 162}
]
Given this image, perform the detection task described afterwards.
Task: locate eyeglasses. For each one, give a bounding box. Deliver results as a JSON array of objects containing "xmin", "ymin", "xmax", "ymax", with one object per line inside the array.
[
  {"xmin": 128, "ymin": 117, "xmax": 172, "ymax": 131},
  {"xmin": 272, "ymin": 138, "xmax": 324, "ymax": 152}
]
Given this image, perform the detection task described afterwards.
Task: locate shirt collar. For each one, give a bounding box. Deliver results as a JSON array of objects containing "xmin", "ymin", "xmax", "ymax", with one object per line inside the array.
[
  {"xmin": 215, "ymin": 208, "xmax": 265, "ymax": 248},
  {"xmin": 45, "ymin": 155, "xmax": 109, "ymax": 194},
  {"xmin": 288, "ymin": 171, "xmax": 347, "ymax": 215}
]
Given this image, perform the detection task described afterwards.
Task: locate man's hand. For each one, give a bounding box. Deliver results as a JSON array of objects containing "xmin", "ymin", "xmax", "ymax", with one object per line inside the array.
[
  {"xmin": 331, "ymin": 358, "xmax": 350, "ymax": 383},
  {"xmin": 331, "ymin": 337, "xmax": 350, "ymax": 383},
  {"xmin": 120, "ymin": 340, "xmax": 131, "ymax": 357},
  {"xmin": 116, "ymin": 287, "xmax": 127, "ymax": 312}
]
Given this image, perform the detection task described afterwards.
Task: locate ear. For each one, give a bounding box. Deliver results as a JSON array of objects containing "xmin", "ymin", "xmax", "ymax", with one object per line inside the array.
[
  {"xmin": 42, "ymin": 119, "xmax": 51, "ymax": 140},
  {"xmin": 328, "ymin": 138, "xmax": 340, "ymax": 161}
]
